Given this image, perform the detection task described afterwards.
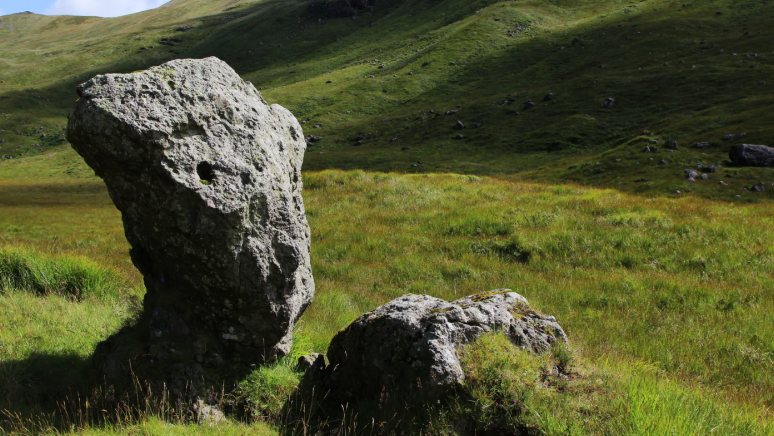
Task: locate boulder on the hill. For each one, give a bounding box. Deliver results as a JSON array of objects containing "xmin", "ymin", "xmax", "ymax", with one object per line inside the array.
[
  {"xmin": 684, "ymin": 169, "xmax": 699, "ymax": 179},
  {"xmin": 729, "ymin": 144, "xmax": 774, "ymax": 167},
  {"xmin": 665, "ymin": 139, "xmax": 678, "ymax": 150},
  {"xmin": 67, "ymin": 57, "xmax": 315, "ymax": 387},
  {"xmin": 306, "ymin": 290, "xmax": 567, "ymax": 411}
]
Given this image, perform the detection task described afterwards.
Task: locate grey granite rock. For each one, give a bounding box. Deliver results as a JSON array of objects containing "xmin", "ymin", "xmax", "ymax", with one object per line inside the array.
[
  {"xmin": 683, "ymin": 169, "xmax": 700, "ymax": 179},
  {"xmin": 67, "ymin": 57, "xmax": 314, "ymax": 380},
  {"xmin": 296, "ymin": 353, "xmax": 322, "ymax": 372},
  {"xmin": 729, "ymin": 144, "xmax": 774, "ymax": 167},
  {"xmin": 312, "ymin": 290, "xmax": 566, "ymax": 409}
]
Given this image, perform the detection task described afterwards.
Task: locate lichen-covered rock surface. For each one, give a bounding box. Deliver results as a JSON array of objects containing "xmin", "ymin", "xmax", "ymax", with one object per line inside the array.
[
  {"xmin": 66, "ymin": 57, "xmax": 314, "ymax": 386},
  {"xmin": 309, "ymin": 290, "xmax": 566, "ymax": 409}
]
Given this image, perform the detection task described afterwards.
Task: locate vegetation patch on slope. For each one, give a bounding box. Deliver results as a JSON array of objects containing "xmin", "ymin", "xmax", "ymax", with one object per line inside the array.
[{"xmin": 1, "ymin": 0, "xmax": 773, "ymax": 198}]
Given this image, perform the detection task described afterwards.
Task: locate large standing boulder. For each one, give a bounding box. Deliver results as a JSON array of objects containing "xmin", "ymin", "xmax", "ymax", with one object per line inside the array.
[
  {"xmin": 306, "ymin": 290, "xmax": 567, "ymax": 412},
  {"xmin": 66, "ymin": 57, "xmax": 314, "ymax": 386},
  {"xmin": 729, "ymin": 144, "xmax": 774, "ymax": 167}
]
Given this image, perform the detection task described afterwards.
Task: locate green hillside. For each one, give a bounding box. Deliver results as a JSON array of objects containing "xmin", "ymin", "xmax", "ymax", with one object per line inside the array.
[
  {"xmin": 2, "ymin": 0, "xmax": 774, "ymax": 434},
  {"xmin": 1, "ymin": 0, "xmax": 773, "ymax": 199}
]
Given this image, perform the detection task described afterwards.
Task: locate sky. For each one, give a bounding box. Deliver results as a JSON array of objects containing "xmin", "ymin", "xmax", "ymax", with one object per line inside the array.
[{"xmin": 0, "ymin": 0, "xmax": 169, "ymax": 17}]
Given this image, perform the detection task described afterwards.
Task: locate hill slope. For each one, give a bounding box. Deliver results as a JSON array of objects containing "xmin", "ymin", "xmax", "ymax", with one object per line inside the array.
[{"xmin": 1, "ymin": 0, "xmax": 773, "ymax": 200}]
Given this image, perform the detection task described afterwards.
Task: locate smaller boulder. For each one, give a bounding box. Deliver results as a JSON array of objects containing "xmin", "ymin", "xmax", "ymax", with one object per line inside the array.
[
  {"xmin": 694, "ymin": 142, "xmax": 710, "ymax": 149},
  {"xmin": 544, "ymin": 93, "xmax": 554, "ymax": 101},
  {"xmin": 296, "ymin": 353, "xmax": 322, "ymax": 372},
  {"xmin": 729, "ymin": 144, "xmax": 774, "ymax": 167},
  {"xmin": 308, "ymin": 291, "xmax": 566, "ymax": 413},
  {"xmin": 684, "ymin": 168, "xmax": 699, "ymax": 179},
  {"xmin": 602, "ymin": 97, "xmax": 616, "ymax": 109},
  {"xmin": 454, "ymin": 120, "xmax": 466, "ymax": 130},
  {"xmin": 665, "ymin": 139, "xmax": 678, "ymax": 150},
  {"xmin": 701, "ymin": 174, "xmax": 709, "ymax": 180},
  {"xmin": 194, "ymin": 400, "xmax": 225, "ymax": 426},
  {"xmin": 752, "ymin": 182, "xmax": 765, "ymax": 192},
  {"xmin": 524, "ymin": 100, "xmax": 536, "ymax": 110}
]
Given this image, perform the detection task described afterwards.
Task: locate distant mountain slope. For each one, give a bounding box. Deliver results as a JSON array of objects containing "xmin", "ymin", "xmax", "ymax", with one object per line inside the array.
[{"xmin": 1, "ymin": 0, "xmax": 773, "ymax": 200}]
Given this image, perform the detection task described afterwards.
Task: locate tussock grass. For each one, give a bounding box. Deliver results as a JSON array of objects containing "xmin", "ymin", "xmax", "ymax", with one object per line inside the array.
[
  {"xmin": 455, "ymin": 334, "xmax": 627, "ymax": 435},
  {"xmin": 0, "ymin": 247, "xmax": 136, "ymax": 411},
  {"xmin": 1, "ymin": 162, "xmax": 774, "ymax": 433},
  {"xmin": 0, "ymin": 246, "xmax": 124, "ymax": 300},
  {"xmin": 450, "ymin": 333, "xmax": 773, "ymax": 436},
  {"xmin": 71, "ymin": 418, "xmax": 275, "ymax": 436}
]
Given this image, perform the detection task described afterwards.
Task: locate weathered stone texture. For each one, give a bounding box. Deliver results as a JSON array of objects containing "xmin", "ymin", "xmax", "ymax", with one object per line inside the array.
[
  {"xmin": 310, "ymin": 290, "xmax": 567, "ymax": 409},
  {"xmin": 67, "ymin": 57, "xmax": 314, "ymax": 376}
]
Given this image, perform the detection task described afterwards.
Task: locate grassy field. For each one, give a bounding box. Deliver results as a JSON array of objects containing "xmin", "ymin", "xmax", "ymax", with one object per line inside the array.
[
  {"xmin": 0, "ymin": 151, "xmax": 773, "ymax": 434},
  {"xmin": 2, "ymin": 0, "xmax": 774, "ymax": 433}
]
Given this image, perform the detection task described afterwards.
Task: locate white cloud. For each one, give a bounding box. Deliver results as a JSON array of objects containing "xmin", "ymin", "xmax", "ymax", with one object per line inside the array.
[{"xmin": 44, "ymin": 0, "xmax": 169, "ymax": 17}]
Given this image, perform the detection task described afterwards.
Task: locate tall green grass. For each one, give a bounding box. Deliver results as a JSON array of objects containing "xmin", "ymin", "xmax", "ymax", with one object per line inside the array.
[
  {"xmin": 2, "ymin": 168, "xmax": 774, "ymax": 434},
  {"xmin": 0, "ymin": 247, "xmax": 124, "ymax": 300},
  {"xmin": 451, "ymin": 333, "xmax": 773, "ymax": 436}
]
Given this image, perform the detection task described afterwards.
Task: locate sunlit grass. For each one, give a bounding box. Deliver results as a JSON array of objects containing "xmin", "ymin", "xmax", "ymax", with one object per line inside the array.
[{"xmin": 1, "ymin": 155, "xmax": 773, "ymax": 433}]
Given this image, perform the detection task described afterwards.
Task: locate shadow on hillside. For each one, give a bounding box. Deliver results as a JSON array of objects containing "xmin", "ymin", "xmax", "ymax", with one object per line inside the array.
[{"xmin": 2, "ymin": 0, "xmax": 772, "ymax": 199}]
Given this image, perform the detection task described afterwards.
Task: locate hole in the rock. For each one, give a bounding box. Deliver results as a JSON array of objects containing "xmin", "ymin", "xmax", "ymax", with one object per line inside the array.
[{"xmin": 197, "ymin": 162, "xmax": 215, "ymax": 185}]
